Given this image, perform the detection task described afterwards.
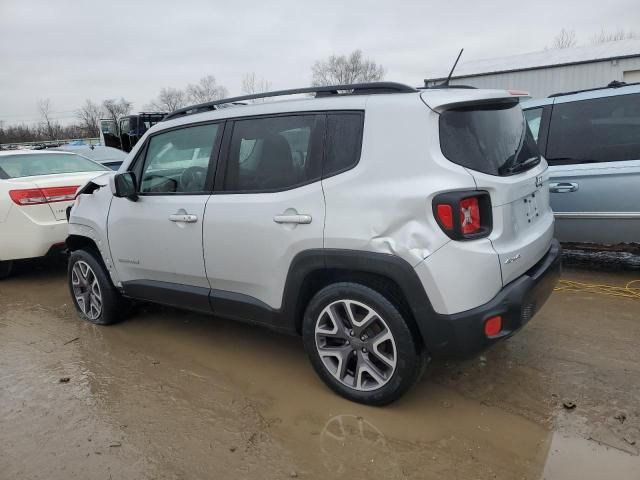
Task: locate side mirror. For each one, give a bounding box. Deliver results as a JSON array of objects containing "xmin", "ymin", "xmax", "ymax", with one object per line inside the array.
[{"xmin": 111, "ymin": 171, "xmax": 138, "ymax": 201}]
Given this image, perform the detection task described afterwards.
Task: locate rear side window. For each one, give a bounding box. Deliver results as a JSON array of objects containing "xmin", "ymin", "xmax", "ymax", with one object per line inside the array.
[
  {"xmin": 440, "ymin": 101, "xmax": 541, "ymax": 176},
  {"xmin": 546, "ymin": 93, "xmax": 640, "ymax": 165},
  {"xmin": 222, "ymin": 115, "xmax": 323, "ymax": 192},
  {"xmin": 323, "ymin": 112, "xmax": 364, "ymax": 177},
  {"xmin": 524, "ymin": 107, "xmax": 543, "ymax": 142}
]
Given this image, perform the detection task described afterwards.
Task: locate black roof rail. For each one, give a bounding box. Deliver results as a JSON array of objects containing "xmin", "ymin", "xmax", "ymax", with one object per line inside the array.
[
  {"xmin": 163, "ymin": 82, "xmax": 418, "ymax": 121},
  {"xmin": 548, "ymin": 80, "xmax": 640, "ymax": 98},
  {"xmin": 419, "ymin": 84, "xmax": 477, "ymax": 90}
]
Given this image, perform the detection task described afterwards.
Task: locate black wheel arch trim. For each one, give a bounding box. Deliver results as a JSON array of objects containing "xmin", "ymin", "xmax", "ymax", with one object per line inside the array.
[{"xmin": 115, "ymin": 249, "xmax": 441, "ymax": 349}]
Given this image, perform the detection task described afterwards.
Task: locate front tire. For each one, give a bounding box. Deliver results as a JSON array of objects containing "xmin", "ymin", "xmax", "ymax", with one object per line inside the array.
[
  {"xmin": 68, "ymin": 249, "xmax": 126, "ymax": 325},
  {"xmin": 0, "ymin": 260, "xmax": 13, "ymax": 279},
  {"xmin": 302, "ymin": 282, "xmax": 424, "ymax": 405}
]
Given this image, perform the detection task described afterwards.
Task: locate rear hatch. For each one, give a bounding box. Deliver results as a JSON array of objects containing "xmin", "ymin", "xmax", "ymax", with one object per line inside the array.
[
  {"xmin": 8, "ymin": 172, "xmax": 107, "ymax": 221},
  {"xmin": 422, "ymin": 90, "xmax": 555, "ymax": 285}
]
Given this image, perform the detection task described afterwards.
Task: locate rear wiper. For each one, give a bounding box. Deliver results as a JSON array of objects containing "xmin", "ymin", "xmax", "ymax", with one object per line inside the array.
[{"xmin": 500, "ymin": 156, "xmax": 540, "ymax": 175}]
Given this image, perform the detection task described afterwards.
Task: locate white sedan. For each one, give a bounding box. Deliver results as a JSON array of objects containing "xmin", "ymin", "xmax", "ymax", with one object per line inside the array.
[{"xmin": 0, "ymin": 150, "xmax": 112, "ymax": 278}]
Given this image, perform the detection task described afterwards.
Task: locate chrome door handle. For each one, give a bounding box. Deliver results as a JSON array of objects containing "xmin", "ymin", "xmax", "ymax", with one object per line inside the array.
[
  {"xmin": 273, "ymin": 214, "xmax": 312, "ymax": 224},
  {"xmin": 169, "ymin": 213, "xmax": 198, "ymax": 223},
  {"xmin": 549, "ymin": 182, "xmax": 578, "ymax": 193}
]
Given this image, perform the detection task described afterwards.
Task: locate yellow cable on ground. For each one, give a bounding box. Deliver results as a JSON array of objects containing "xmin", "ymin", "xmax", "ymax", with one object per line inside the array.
[{"xmin": 554, "ymin": 279, "xmax": 640, "ymax": 300}]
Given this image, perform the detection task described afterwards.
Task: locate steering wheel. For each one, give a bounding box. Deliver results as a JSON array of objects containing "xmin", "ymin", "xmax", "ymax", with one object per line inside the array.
[{"xmin": 180, "ymin": 166, "xmax": 208, "ymax": 192}]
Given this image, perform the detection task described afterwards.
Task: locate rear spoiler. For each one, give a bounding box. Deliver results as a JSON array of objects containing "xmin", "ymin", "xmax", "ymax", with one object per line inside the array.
[{"xmin": 420, "ymin": 90, "xmax": 517, "ymax": 113}]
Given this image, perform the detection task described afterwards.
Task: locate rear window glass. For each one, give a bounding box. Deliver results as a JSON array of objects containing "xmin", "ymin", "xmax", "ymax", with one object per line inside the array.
[
  {"xmin": 546, "ymin": 93, "xmax": 640, "ymax": 165},
  {"xmin": 323, "ymin": 112, "xmax": 364, "ymax": 177},
  {"xmin": 439, "ymin": 101, "xmax": 540, "ymax": 176},
  {"xmin": 0, "ymin": 153, "xmax": 109, "ymax": 179}
]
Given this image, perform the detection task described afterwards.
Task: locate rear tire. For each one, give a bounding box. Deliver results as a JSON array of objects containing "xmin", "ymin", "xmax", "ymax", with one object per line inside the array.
[
  {"xmin": 0, "ymin": 260, "xmax": 13, "ymax": 279},
  {"xmin": 68, "ymin": 249, "xmax": 127, "ymax": 325},
  {"xmin": 302, "ymin": 282, "xmax": 424, "ymax": 405}
]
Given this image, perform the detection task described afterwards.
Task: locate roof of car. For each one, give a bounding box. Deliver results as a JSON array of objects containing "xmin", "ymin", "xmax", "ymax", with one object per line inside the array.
[
  {"xmin": 522, "ymin": 82, "xmax": 640, "ymax": 109},
  {"xmin": 162, "ymin": 82, "xmax": 418, "ymax": 122},
  {"xmin": 0, "ymin": 149, "xmax": 75, "ymax": 157},
  {"xmin": 52, "ymin": 145, "xmax": 127, "ymax": 162},
  {"xmin": 155, "ymin": 84, "xmax": 514, "ymax": 134}
]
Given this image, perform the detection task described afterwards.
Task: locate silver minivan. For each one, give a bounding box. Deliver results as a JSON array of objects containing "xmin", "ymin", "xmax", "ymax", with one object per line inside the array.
[{"xmin": 523, "ymin": 83, "xmax": 640, "ymax": 245}]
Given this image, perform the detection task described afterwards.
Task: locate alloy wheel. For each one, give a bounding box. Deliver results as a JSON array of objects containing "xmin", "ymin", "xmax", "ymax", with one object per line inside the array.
[
  {"xmin": 71, "ymin": 260, "xmax": 103, "ymax": 321},
  {"xmin": 314, "ymin": 299, "xmax": 397, "ymax": 391}
]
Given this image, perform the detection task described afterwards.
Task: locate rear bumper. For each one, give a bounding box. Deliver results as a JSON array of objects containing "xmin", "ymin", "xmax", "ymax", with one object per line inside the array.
[
  {"xmin": 427, "ymin": 239, "xmax": 562, "ymax": 359},
  {"xmin": 0, "ymin": 207, "xmax": 69, "ymax": 261}
]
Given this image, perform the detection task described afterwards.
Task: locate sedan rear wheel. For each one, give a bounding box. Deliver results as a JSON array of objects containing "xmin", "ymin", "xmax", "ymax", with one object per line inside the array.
[{"xmin": 0, "ymin": 260, "xmax": 13, "ymax": 279}]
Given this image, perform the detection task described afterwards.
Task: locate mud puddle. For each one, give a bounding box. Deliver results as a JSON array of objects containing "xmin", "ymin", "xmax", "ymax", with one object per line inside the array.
[{"xmin": 1, "ymin": 259, "xmax": 640, "ymax": 479}]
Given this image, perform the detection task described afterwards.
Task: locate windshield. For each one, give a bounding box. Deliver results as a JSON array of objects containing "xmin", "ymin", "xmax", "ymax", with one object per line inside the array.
[
  {"xmin": 0, "ymin": 153, "xmax": 109, "ymax": 179},
  {"xmin": 439, "ymin": 101, "xmax": 541, "ymax": 176}
]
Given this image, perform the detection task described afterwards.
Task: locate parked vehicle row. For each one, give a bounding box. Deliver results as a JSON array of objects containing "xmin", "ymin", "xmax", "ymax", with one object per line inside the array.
[
  {"xmin": 523, "ymin": 82, "xmax": 640, "ymax": 245},
  {"xmin": 66, "ymin": 82, "xmax": 561, "ymax": 404}
]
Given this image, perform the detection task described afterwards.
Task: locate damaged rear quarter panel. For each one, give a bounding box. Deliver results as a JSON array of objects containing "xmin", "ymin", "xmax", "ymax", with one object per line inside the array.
[{"xmin": 322, "ymin": 95, "xmax": 477, "ymax": 267}]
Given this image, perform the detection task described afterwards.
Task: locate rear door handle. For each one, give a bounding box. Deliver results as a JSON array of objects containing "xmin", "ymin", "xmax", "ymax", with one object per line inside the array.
[
  {"xmin": 273, "ymin": 214, "xmax": 312, "ymax": 224},
  {"xmin": 169, "ymin": 213, "xmax": 198, "ymax": 223},
  {"xmin": 549, "ymin": 182, "xmax": 579, "ymax": 193}
]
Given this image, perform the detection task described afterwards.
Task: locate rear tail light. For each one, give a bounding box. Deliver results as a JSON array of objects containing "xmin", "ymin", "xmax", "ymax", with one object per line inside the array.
[
  {"xmin": 433, "ymin": 190, "xmax": 492, "ymax": 240},
  {"xmin": 9, "ymin": 186, "xmax": 79, "ymax": 206}
]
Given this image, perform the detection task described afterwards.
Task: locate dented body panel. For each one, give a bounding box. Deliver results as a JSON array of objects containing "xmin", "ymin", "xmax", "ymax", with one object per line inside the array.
[{"xmin": 68, "ymin": 174, "xmax": 121, "ymax": 286}]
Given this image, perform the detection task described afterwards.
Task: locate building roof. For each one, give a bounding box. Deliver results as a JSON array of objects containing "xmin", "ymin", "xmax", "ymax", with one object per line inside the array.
[{"xmin": 426, "ymin": 38, "xmax": 640, "ymax": 81}]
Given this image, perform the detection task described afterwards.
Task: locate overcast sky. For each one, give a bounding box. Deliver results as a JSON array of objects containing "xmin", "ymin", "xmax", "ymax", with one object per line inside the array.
[{"xmin": 1, "ymin": 0, "xmax": 638, "ymax": 125}]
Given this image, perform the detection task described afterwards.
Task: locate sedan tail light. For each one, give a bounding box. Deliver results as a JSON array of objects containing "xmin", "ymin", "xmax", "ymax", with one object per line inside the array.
[
  {"xmin": 433, "ymin": 191, "xmax": 492, "ymax": 240},
  {"xmin": 9, "ymin": 186, "xmax": 79, "ymax": 206}
]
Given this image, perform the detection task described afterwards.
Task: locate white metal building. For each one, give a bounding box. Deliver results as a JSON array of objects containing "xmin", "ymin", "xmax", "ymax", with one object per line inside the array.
[{"xmin": 424, "ymin": 39, "xmax": 640, "ymax": 99}]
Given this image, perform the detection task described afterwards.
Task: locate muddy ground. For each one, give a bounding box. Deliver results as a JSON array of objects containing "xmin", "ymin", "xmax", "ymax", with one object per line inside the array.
[{"xmin": 1, "ymin": 256, "xmax": 639, "ymax": 480}]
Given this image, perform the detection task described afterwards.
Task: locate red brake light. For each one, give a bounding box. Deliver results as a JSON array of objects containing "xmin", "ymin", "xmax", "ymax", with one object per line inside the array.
[
  {"xmin": 436, "ymin": 204, "xmax": 454, "ymax": 230},
  {"xmin": 9, "ymin": 186, "xmax": 79, "ymax": 206},
  {"xmin": 9, "ymin": 188, "xmax": 47, "ymax": 205},
  {"xmin": 459, "ymin": 197, "xmax": 481, "ymax": 235}
]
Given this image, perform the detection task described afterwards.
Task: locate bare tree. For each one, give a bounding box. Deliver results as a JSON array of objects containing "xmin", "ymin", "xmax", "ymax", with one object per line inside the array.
[
  {"xmin": 147, "ymin": 87, "xmax": 189, "ymax": 112},
  {"xmin": 551, "ymin": 29, "xmax": 577, "ymax": 49},
  {"xmin": 241, "ymin": 73, "xmax": 272, "ymax": 102},
  {"xmin": 590, "ymin": 28, "xmax": 636, "ymax": 44},
  {"xmin": 186, "ymin": 75, "xmax": 228, "ymax": 104},
  {"xmin": 102, "ymin": 98, "xmax": 132, "ymax": 124},
  {"xmin": 38, "ymin": 98, "xmax": 61, "ymax": 140},
  {"xmin": 311, "ymin": 50, "xmax": 385, "ymax": 86},
  {"xmin": 75, "ymin": 99, "xmax": 102, "ymax": 137}
]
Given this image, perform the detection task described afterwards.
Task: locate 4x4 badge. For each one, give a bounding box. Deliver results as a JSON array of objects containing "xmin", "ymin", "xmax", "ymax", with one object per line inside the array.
[{"xmin": 504, "ymin": 254, "xmax": 522, "ymax": 264}]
